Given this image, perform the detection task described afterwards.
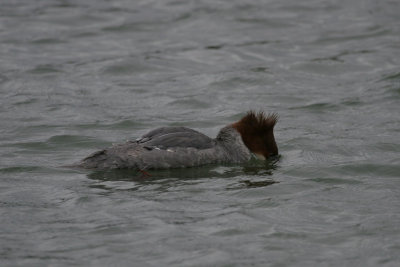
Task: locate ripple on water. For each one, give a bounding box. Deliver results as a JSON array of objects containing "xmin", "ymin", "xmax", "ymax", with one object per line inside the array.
[
  {"xmin": 307, "ymin": 177, "xmax": 363, "ymax": 185},
  {"xmin": 101, "ymin": 58, "xmax": 169, "ymax": 77},
  {"xmin": 27, "ymin": 64, "xmax": 62, "ymax": 74},
  {"xmin": 0, "ymin": 165, "xmax": 73, "ymax": 175},
  {"xmin": 47, "ymin": 135, "xmax": 108, "ymax": 148},
  {"xmin": 0, "ymin": 166, "xmax": 43, "ymax": 174},
  {"xmin": 380, "ymin": 72, "xmax": 400, "ymax": 97},
  {"xmin": 30, "ymin": 38, "xmax": 66, "ymax": 45},
  {"xmin": 313, "ymin": 26, "xmax": 390, "ymax": 45},
  {"xmin": 290, "ymin": 60, "xmax": 371, "ymax": 76},
  {"xmin": 102, "ymin": 22, "xmax": 162, "ymax": 33},
  {"xmin": 290, "ymin": 102, "xmax": 340, "ymax": 112},
  {"xmin": 168, "ymin": 98, "xmax": 212, "ymax": 109},
  {"xmin": 380, "ymin": 72, "xmax": 400, "ymax": 81},
  {"xmin": 337, "ymin": 163, "xmax": 400, "ymax": 178},
  {"xmin": 5, "ymin": 135, "xmax": 108, "ymax": 154}
]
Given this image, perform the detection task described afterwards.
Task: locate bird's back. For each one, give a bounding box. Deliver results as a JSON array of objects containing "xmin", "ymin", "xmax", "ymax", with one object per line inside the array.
[{"xmin": 78, "ymin": 127, "xmax": 220, "ymax": 170}]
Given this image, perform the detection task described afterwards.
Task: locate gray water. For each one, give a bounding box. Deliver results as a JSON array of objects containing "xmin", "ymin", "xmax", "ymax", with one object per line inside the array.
[{"xmin": 1, "ymin": 0, "xmax": 400, "ymax": 266}]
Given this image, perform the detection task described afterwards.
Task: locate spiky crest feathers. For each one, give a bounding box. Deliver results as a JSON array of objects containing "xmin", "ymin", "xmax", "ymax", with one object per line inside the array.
[
  {"xmin": 235, "ymin": 111, "xmax": 278, "ymax": 133},
  {"xmin": 232, "ymin": 111, "xmax": 278, "ymax": 158}
]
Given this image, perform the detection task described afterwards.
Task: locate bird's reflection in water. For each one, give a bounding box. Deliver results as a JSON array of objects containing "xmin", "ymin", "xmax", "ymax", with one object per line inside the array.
[
  {"xmin": 86, "ymin": 155, "xmax": 280, "ymax": 189},
  {"xmin": 240, "ymin": 179, "xmax": 278, "ymax": 188}
]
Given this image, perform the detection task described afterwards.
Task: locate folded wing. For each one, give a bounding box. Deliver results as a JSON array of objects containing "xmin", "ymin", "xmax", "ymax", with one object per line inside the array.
[
  {"xmin": 137, "ymin": 126, "xmax": 214, "ymax": 150},
  {"xmin": 78, "ymin": 126, "xmax": 215, "ymax": 169}
]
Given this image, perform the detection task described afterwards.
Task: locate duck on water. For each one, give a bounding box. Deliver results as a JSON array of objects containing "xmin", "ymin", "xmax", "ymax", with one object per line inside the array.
[{"xmin": 75, "ymin": 111, "xmax": 278, "ymax": 170}]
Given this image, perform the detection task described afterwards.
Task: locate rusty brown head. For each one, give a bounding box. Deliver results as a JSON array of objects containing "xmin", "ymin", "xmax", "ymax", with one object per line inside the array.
[{"xmin": 232, "ymin": 111, "xmax": 278, "ymax": 159}]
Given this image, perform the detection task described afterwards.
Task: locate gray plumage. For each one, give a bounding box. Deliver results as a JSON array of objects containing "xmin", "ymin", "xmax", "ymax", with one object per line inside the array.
[
  {"xmin": 137, "ymin": 126, "xmax": 214, "ymax": 150},
  {"xmin": 77, "ymin": 126, "xmax": 252, "ymax": 170}
]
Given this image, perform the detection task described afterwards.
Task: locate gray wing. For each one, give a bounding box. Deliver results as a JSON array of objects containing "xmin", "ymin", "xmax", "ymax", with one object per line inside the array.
[
  {"xmin": 77, "ymin": 126, "xmax": 215, "ymax": 169},
  {"xmin": 136, "ymin": 126, "xmax": 214, "ymax": 150}
]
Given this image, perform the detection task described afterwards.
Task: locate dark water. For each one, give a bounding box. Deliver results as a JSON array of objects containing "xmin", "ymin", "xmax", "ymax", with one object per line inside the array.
[{"xmin": 1, "ymin": 0, "xmax": 400, "ymax": 266}]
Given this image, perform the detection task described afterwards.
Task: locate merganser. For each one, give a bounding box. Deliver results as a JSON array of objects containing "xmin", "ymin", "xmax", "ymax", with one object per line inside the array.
[{"xmin": 76, "ymin": 111, "xmax": 278, "ymax": 170}]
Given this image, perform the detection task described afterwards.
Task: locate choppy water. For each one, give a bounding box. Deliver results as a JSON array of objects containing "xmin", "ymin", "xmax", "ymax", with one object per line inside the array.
[{"xmin": 1, "ymin": 0, "xmax": 400, "ymax": 266}]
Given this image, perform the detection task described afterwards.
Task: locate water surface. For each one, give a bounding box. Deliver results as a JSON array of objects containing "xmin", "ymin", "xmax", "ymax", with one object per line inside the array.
[{"xmin": 1, "ymin": 0, "xmax": 400, "ymax": 266}]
